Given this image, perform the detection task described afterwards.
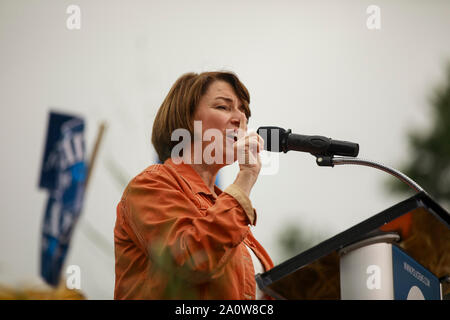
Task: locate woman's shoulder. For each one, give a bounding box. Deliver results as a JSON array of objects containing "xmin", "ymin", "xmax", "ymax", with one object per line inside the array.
[
  {"xmin": 129, "ymin": 163, "xmax": 173, "ymax": 186},
  {"xmin": 138, "ymin": 163, "xmax": 165, "ymax": 176},
  {"xmin": 121, "ymin": 162, "xmax": 179, "ymax": 197}
]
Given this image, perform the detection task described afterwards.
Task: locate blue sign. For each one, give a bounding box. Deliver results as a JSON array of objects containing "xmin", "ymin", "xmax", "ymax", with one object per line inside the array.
[
  {"xmin": 39, "ymin": 112, "xmax": 87, "ymax": 286},
  {"xmin": 392, "ymin": 245, "xmax": 441, "ymax": 300}
]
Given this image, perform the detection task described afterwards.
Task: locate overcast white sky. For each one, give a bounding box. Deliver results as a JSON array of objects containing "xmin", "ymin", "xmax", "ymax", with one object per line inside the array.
[{"xmin": 1, "ymin": 0, "xmax": 449, "ymax": 299}]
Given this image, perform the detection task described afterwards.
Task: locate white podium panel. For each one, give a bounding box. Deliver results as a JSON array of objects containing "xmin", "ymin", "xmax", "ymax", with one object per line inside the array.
[
  {"xmin": 340, "ymin": 239, "xmax": 442, "ymax": 300},
  {"xmin": 340, "ymin": 242, "xmax": 394, "ymax": 299}
]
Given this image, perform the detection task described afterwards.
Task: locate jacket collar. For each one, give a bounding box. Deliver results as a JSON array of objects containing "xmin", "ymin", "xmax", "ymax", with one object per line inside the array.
[{"xmin": 164, "ymin": 158, "xmax": 222, "ymax": 199}]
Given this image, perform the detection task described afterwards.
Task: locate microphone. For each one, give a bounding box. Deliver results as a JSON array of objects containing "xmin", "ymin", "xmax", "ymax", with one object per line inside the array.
[{"xmin": 256, "ymin": 126, "xmax": 359, "ymax": 157}]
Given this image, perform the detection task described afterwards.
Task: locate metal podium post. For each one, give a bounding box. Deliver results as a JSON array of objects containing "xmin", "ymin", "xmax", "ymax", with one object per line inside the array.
[{"xmin": 338, "ymin": 233, "xmax": 442, "ymax": 300}]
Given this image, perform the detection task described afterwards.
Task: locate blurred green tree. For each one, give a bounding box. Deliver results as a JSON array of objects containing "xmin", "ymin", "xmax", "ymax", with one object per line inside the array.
[
  {"xmin": 387, "ymin": 63, "xmax": 450, "ymax": 211},
  {"xmin": 276, "ymin": 222, "xmax": 323, "ymax": 262}
]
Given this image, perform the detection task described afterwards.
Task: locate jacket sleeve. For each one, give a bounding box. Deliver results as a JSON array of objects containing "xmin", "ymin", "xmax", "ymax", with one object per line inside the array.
[{"xmin": 119, "ymin": 167, "xmax": 256, "ymax": 283}]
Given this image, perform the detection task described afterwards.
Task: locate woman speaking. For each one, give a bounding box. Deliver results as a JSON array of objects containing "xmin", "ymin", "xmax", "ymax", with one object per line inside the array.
[{"xmin": 114, "ymin": 71, "xmax": 274, "ymax": 299}]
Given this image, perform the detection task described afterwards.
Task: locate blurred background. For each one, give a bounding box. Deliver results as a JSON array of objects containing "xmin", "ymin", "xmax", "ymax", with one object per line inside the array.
[{"xmin": 0, "ymin": 0, "xmax": 449, "ymax": 299}]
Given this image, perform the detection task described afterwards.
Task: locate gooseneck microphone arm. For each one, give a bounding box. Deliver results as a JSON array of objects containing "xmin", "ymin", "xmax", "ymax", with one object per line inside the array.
[{"xmin": 316, "ymin": 156, "xmax": 425, "ymax": 193}]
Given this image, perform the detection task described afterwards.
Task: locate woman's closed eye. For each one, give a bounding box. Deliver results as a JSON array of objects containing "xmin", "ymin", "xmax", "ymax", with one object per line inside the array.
[{"xmin": 216, "ymin": 105, "xmax": 228, "ymax": 110}]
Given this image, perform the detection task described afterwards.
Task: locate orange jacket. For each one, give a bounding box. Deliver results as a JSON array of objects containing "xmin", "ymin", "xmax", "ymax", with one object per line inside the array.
[{"xmin": 114, "ymin": 158, "xmax": 274, "ymax": 299}]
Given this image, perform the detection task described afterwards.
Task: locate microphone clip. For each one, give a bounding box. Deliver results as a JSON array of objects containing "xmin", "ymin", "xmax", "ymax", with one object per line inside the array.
[{"xmin": 314, "ymin": 155, "xmax": 334, "ymax": 167}]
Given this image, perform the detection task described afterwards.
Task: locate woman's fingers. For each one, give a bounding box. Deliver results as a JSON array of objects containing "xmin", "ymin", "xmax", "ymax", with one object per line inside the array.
[
  {"xmin": 246, "ymin": 131, "xmax": 264, "ymax": 152},
  {"xmin": 237, "ymin": 113, "xmax": 248, "ymax": 141},
  {"xmin": 232, "ymin": 114, "xmax": 264, "ymax": 165},
  {"xmin": 234, "ymin": 133, "xmax": 264, "ymax": 164}
]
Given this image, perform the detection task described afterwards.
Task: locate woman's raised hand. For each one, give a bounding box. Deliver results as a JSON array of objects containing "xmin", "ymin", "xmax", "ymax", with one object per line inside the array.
[{"xmin": 232, "ymin": 113, "xmax": 264, "ymax": 197}]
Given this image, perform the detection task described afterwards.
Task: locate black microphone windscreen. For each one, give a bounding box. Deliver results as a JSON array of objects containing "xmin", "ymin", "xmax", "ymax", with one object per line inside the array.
[{"xmin": 257, "ymin": 126, "xmax": 286, "ymax": 152}]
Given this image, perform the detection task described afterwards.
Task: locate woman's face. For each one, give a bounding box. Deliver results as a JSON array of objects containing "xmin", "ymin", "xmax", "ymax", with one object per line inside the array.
[{"xmin": 192, "ymin": 80, "xmax": 248, "ymax": 166}]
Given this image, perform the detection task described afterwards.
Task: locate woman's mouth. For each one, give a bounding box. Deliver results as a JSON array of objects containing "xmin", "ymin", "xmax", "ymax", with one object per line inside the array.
[{"xmin": 226, "ymin": 132, "xmax": 238, "ymax": 142}]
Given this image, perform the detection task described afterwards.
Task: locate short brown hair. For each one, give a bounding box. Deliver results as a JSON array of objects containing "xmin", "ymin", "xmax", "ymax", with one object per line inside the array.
[{"xmin": 151, "ymin": 71, "xmax": 251, "ymax": 162}]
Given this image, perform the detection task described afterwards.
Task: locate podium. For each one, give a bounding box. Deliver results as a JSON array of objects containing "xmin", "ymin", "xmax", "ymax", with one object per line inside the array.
[{"xmin": 255, "ymin": 192, "xmax": 450, "ymax": 300}]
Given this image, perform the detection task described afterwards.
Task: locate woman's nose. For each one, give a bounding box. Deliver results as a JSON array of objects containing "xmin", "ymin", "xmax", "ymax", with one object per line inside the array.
[
  {"xmin": 230, "ymin": 117, "xmax": 240, "ymax": 127},
  {"xmin": 230, "ymin": 109, "xmax": 245, "ymax": 127}
]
